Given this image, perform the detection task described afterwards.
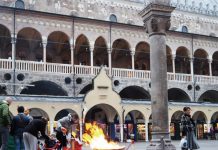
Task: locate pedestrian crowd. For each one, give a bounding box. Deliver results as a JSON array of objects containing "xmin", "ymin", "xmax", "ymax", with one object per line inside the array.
[{"xmin": 0, "ymin": 97, "xmax": 79, "ymax": 150}]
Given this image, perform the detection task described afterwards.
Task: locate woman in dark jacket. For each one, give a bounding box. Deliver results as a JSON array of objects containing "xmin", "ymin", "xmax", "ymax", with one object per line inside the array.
[
  {"xmin": 23, "ymin": 117, "xmax": 49, "ymax": 150},
  {"xmin": 181, "ymin": 107, "xmax": 200, "ymax": 150}
]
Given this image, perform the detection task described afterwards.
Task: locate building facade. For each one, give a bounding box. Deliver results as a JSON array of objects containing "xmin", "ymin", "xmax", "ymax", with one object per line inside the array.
[{"xmin": 0, "ymin": 0, "xmax": 218, "ymax": 142}]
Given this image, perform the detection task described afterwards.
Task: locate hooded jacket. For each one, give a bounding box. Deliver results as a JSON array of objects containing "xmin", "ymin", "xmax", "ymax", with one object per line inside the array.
[
  {"xmin": 56, "ymin": 113, "xmax": 73, "ymax": 133},
  {"xmin": 0, "ymin": 100, "xmax": 11, "ymax": 127}
]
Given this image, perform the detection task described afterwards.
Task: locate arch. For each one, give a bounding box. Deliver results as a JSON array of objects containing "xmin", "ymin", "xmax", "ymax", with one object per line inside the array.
[
  {"xmin": 175, "ymin": 46, "xmax": 190, "ymax": 74},
  {"xmin": 124, "ymin": 110, "xmax": 145, "ymax": 141},
  {"xmin": 79, "ymin": 84, "xmax": 93, "ymax": 95},
  {"xmin": 135, "ymin": 42, "xmax": 150, "ymax": 70},
  {"xmin": 47, "ymin": 31, "xmax": 70, "ymax": 64},
  {"xmin": 93, "ymin": 36, "xmax": 108, "ymax": 66},
  {"xmin": 54, "ymin": 109, "xmax": 78, "ymax": 121},
  {"xmin": 198, "ymin": 90, "xmax": 218, "ymax": 103},
  {"xmin": 119, "ymin": 86, "xmax": 150, "ymax": 100},
  {"xmin": 212, "ymin": 51, "xmax": 218, "ymax": 76},
  {"xmin": 84, "ymin": 104, "xmax": 120, "ymax": 140},
  {"xmin": 168, "ymin": 88, "xmax": 191, "ymax": 102},
  {"xmin": 112, "ymin": 39, "xmax": 131, "ymax": 68},
  {"xmin": 192, "ymin": 111, "xmax": 207, "ymax": 123},
  {"xmin": 194, "ymin": 49, "xmax": 209, "ymax": 75},
  {"xmin": 29, "ymin": 108, "xmax": 49, "ymax": 120},
  {"xmin": 20, "ymin": 80, "xmax": 68, "ymax": 96},
  {"xmin": 16, "ymin": 27, "xmax": 42, "ymax": 61},
  {"xmin": 171, "ymin": 111, "xmax": 183, "ymax": 122},
  {"xmin": 170, "ymin": 110, "xmax": 183, "ymax": 140},
  {"xmin": 0, "ymin": 24, "xmax": 11, "ymax": 59},
  {"xmin": 74, "ymin": 34, "xmax": 90, "ymax": 65},
  {"xmin": 211, "ymin": 112, "xmax": 218, "ymax": 124}
]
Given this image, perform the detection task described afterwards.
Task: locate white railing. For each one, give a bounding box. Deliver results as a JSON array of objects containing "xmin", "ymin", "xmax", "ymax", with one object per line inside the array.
[
  {"xmin": 1, "ymin": 59, "xmax": 218, "ymax": 84},
  {"xmin": 168, "ymin": 73, "xmax": 192, "ymax": 82},
  {"xmin": 0, "ymin": 59, "xmax": 12, "ymax": 70},
  {"xmin": 112, "ymin": 68, "xmax": 151, "ymax": 79},
  {"xmin": 16, "ymin": 60, "xmax": 44, "ymax": 72},
  {"xmin": 195, "ymin": 75, "xmax": 218, "ymax": 84},
  {"xmin": 46, "ymin": 63, "xmax": 72, "ymax": 74},
  {"xmin": 74, "ymin": 65, "xmax": 91, "ymax": 75}
]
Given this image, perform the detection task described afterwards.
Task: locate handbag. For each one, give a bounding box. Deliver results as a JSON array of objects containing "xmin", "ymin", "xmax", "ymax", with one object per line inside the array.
[{"xmin": 179, "ymin": 137, "xmax": 187, "ymax": 148}]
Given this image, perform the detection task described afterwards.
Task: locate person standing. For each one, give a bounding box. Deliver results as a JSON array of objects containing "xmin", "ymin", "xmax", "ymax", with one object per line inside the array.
[
  {"xmin": 181, "ymin": 107, "xmax": 200, "ymax": 150},
  {"xmin": 0, "ymin": 97, "xmax": 13, "ymax": 150},
  {"xmin": 10, "ymin": 106, "xmax": 30, "ymax": 150},
  {"xmin": 56, "ymin": 113, "xmax": 79, "ymax": 150},
  {"xmin": 24, "ymin": 107, "xmax": 33, "ymax": 122},
  {"xmin": 23, "ymin": 117, "xmax": 49, "ymax": 150}
]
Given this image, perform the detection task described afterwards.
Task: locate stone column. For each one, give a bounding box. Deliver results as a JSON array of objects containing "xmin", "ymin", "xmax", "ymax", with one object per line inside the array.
[
  {"xmin": 140, "ymin": 2, "xmax": 176, "ymax": 150},
  {"xmin": 190, "ymin": 57, "xmax": 194, "ymax": 82},
  {"xmin": 120, "ymin": 123, "xmax": 124, "ymax": 142},
  {"xmin": 70, "ymin": 39, "xmax": 74, "ymax": 74},
  {"xmin": 80, "ymin": 120, "xmax": 83, "ymax": 141},
  {"xmin": 108, "ymin": 49, "xmax": 112, "ymax": 76},
  {"xmin": 42, "ymin": 36, "xmax": 47, "ymax": 71},
  {"xmin": 145, "ymin": 120, "xmax": 149, "ymax": 142},
  {"xmin": 11, "ymin": 34, "xmax": 16, "ymax": 70},
  {"xmin": 50, "ymin": 120, "xmax": 54, "ymax": 134},
  {"xmin": 172, "ymin": 54, "xmax": 176, "ymax": 79},
  {"xmin": 131, "ymin": 50, "xmax": 135, "ymax": 70},
  {"xmin": 209, "ymin": 59, "xmax": 212, "ymax": 76},
  {"xmin": 90, "ymin": 48, "xmax": 94, "ymax": 74}
]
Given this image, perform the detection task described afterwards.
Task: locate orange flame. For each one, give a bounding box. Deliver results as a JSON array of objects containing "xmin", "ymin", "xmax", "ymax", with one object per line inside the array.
[{"xmin": 82, "ymin": 122, "xmax": 124, "ymax": 149}]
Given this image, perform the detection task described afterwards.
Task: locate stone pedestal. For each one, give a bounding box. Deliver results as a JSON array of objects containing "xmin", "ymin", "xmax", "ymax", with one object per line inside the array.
[{"xmin": 140, "ymin": 3, "xmax": 176, "ymax": 150}]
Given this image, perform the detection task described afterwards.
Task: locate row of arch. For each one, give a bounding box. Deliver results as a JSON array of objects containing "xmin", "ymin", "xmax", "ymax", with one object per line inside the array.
[
  {"xmin": 14, "ymin": 104, "xmax": 218, "ymax": 141},
  {"xmin": 1, "ymin": 80, "xmax": 218, "ymax": 103},
  {"xmin": 1, "ymin": 25, "xmax": 218, "ymax": 75}
]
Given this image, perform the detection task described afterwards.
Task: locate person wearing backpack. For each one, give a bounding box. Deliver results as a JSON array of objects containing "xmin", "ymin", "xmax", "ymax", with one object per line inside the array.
[{"xmin": 10, "ymin": 106, "xmax": 30, "ymax": 150}]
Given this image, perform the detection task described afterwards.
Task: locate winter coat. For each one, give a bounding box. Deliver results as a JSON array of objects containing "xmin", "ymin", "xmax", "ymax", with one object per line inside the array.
[
  {"xmin": 10, "ymin": 113, "xmax": 30, "ymax": 136},
  {"xmin": 181, "ymin": 113, "xmax": 200, "ymax": 149},
  {"xmin": 56, "ymin": 113, "xmax": 73, "ymax": 133},
  {"xmin": 0, "ymin": 100, "xmax": 11, "ymax": 127}
]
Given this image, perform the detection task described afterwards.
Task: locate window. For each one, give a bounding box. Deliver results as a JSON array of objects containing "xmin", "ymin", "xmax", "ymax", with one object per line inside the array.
[
  {"xmin": 182, "ymin": 26, "xmax": 188, "ymax": 33},
  {"xmin": 109, "ymin": 14, "xmax": 117, "ymax": 22}
]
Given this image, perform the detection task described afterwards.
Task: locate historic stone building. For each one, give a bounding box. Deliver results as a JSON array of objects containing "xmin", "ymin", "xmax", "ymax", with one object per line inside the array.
[{"xmin": 0, "ymin": 0, "xmax": 218, "ymax": 142}]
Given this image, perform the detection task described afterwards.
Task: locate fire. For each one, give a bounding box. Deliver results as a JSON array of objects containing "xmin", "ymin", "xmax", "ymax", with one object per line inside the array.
[{"xmin": 82, "ymin": 122, "xmax": 124, "ymax": 149}]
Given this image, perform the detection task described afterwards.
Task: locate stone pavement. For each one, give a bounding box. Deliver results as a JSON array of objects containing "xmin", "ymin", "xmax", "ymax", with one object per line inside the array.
[{"xmin": 82, "ymin": 140, "xmax": 218, "ymax": 150}]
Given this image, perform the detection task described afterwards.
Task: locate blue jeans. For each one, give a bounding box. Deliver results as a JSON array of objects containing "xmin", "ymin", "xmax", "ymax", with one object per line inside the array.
[
  {"xmin": 14, "ymin": 135, "xmax": 24, "ymax": 150},
  {"xmin": 0, "ymin": 126, "xmax": 9, "ymax": 150}
]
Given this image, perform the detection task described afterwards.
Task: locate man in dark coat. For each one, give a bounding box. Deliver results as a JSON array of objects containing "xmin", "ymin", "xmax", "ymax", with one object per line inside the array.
[
  {"xmin": 181, "ymin": 107, "xmax": 200, "ymax": 150},
  {"xmin": 11, "ymin": 106, "xmax": 30, "ymax": 150}
]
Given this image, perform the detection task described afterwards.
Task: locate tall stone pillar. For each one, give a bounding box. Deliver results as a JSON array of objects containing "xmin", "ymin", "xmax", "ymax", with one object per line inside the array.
[{"xmin": 140, "ymin": 2, "xmax": 176, "ymax": 150}]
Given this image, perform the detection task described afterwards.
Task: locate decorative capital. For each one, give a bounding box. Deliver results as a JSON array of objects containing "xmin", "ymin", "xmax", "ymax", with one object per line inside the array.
[{"xmin": 139, "ymin": 4, "xmax": 175, "ymax": 35}]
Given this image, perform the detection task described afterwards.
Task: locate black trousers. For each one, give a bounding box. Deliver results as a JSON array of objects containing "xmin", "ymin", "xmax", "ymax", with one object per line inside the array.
[{"xmin": 56, "ymin": 130, "xmax": 67, "ymax": 149}]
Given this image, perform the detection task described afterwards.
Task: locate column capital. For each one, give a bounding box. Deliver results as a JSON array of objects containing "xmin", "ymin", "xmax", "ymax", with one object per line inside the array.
[
  {"xmin": 11, "ymin": 34, "xmax": 17, "ymax": 43},
  {"xmin": 139, "ymin": 3, "xmax": 175, "ymax": 35},
  {"xmin": 130, "ymin": 50, "xmax": 135, "ymax": 56},
  {"xmin": 208, "ymin": 59, "xmax": 213, "ymax": 63},
  {"xmin": 42, "ymin": 36, "xmax": 47, "ymax": 44},
  {"xmin": 107, "ymin": 49, "xmax": 112, "ymax": 54}
]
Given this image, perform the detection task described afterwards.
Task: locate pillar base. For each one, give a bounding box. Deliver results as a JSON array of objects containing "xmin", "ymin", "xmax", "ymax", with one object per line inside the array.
[{"xmin": 146, "ymin": 137, "xmax": 176, "ymax": 150}]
